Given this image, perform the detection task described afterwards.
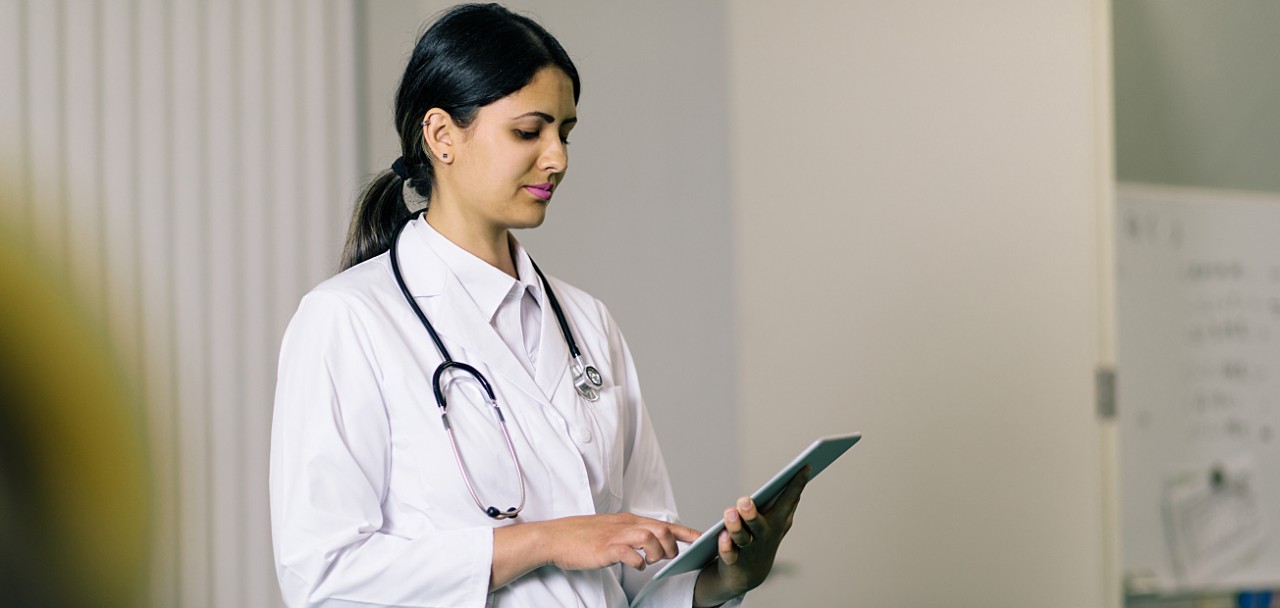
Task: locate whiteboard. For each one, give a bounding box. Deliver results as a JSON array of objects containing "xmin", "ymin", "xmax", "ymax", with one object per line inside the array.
[{"xmin": 1117, "ymin": 183, "xmax": 1280, "ymax": 593}]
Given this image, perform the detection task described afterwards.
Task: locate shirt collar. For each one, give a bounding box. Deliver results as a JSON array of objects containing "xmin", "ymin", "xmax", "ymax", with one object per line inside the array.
[
  {"xmin": 510, "ymin": 236, "xmax": 543, "ymax": 304},
  {"xmin": 418, "ymin": 220, "xmax": 542, "ymax": 323}
]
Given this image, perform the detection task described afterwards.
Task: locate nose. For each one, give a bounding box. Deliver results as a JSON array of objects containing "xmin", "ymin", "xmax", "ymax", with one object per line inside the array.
[{"xmin": 539, "ymin": 137, "xmax": 567, "ymax": 175}]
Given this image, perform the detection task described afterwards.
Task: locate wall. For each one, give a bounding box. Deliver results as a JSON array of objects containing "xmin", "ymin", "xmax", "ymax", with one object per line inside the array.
[
  {"xmin": 728, "ymin": 1, "xmax": 1110, "ymax": 606},
  {"xmin": 1114, "ymin": 0, "xmax": 1280, "ymax": 195}
]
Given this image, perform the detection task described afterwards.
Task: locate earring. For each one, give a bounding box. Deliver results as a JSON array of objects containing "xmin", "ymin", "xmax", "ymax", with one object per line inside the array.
[{"xmin": 442, "ymin": 153, "xmax": 449, "ymax": 159}]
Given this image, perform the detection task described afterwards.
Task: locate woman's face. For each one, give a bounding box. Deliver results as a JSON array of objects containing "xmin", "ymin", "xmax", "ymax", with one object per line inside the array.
[{"xmin": 434, "ymin": 67, "xmax": 577, "ymax": 234}]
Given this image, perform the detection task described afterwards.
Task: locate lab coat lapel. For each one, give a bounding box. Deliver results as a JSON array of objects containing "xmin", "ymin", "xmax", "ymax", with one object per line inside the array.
[
  {"xmin": 534, "ymin": 283, "xmax": 570, "ymax": 398},
  {"xmin": 396, "ymin": 220, "xmax": 551, "ymax": 408}
]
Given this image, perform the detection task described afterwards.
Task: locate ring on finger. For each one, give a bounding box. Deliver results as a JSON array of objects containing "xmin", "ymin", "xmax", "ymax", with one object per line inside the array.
[{"xmin": 735, "ymin": 535, "xmax": 753, "ymax": 548}]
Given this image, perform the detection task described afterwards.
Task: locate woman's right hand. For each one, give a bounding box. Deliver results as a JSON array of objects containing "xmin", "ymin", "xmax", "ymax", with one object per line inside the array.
[
  {"xmin": 541, "ymin": 513, "xmax": 702, "ymax": 571},
  {"xmin": 491, "ymin": 513, "xmax": 702, "ymax": 591}
]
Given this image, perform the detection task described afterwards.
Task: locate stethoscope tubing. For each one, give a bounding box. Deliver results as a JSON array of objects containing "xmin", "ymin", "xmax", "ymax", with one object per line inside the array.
[
  {"xmin": 388, "ymin": 218, "xmax": 601, "ymax": 520},
  {"xmin": 529, "ymin": 259, "xmax": 579, "ymax": 359},
  {"xmin": 390, "ymin": 233, "xmax": 454, "ymax": 363}
]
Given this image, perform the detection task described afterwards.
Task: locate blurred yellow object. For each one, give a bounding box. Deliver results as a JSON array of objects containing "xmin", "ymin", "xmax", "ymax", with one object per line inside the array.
[{"xmin": 0, "ymin": 212, "xmax": 150, "ymax": 606}]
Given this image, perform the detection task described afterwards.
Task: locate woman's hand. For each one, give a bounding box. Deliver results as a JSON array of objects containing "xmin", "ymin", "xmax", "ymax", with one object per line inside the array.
[
  {"xmin": 692, "ymin": 466, "xmax": 811, "ymax": 607},
  {"xmin": 543, "ymin": 513, "xmax": 703, "ymax": 571},
  {"xmin": 491, "ymin": 513, "xmax": 702, "ymax": 591}
]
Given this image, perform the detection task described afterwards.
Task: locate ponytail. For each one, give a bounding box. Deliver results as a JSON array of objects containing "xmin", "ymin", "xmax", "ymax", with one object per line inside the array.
[
  {"xmin": 340, "ymin": 172, "xmax": 406, "ymax": 271},
  {"xmin": 341, "ymin": 157, "xmax": 435, "ymax": 271}
]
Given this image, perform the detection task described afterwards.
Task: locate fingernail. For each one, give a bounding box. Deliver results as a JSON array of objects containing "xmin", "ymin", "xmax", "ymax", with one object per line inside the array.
[
  {"xmin": 726, "ymin": 510, "xmax": 738, "ymax": 523},
  {"xmin": 737, "ymin": 497, "xmax": 751, "ymax": 510}
]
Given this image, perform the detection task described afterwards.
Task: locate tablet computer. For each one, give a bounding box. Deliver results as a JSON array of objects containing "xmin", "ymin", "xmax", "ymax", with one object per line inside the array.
[{"xmin": 639, "ymin": 432, "xmax": 862, "ymax": 592}]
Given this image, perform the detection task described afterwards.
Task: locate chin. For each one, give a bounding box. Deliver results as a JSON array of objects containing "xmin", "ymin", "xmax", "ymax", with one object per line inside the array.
[{"xmin": 509, "ymin": 209, "xmax": 548, "ymax": 230}]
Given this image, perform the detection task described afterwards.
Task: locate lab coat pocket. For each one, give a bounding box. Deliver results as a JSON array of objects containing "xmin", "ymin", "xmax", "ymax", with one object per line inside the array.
[{"xmin": 585, "ymin": 386, "xmax": 627, "ymax": 508}]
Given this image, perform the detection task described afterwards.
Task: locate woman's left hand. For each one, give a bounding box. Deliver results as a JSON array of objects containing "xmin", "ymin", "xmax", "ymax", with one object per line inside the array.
[{"xmin": 692, "ymin": 465, "xmax": 811, "ymax": 607}]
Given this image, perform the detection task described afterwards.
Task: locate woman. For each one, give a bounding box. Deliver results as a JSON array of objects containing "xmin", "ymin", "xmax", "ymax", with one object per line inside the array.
[{"xmin": 269, "ymin": 4, "xmax": 807, "ymax": 606}]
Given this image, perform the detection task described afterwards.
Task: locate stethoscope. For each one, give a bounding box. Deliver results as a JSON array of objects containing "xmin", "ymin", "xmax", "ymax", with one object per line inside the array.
[{"xmin": 388, "ymin": 220, "xmax": 604, "ymax": 520}]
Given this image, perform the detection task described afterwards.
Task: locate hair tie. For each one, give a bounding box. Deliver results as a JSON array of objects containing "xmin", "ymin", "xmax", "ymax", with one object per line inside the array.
[{"xmin": 390, "ymin": 156, "xmax": 410, "ymax": 180}]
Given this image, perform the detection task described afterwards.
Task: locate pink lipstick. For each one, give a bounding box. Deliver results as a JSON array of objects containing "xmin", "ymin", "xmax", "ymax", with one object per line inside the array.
[{"xmin": 524, "ymin": 183, "xmax": 554, "ymax": 201}]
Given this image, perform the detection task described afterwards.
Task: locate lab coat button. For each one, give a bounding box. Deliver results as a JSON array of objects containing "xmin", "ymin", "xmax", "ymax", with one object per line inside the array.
[{"xmin": 575, "ymin": 427, "xmax": 592, "ymax": 443}]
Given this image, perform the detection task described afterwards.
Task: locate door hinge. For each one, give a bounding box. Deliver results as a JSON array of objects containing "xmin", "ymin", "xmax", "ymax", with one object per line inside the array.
[{"xmin": 1096, "ymin": 367, "xmax": 1117, "ymax": 420}]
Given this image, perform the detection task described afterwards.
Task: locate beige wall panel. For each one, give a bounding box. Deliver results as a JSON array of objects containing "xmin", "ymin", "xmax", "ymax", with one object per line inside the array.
[
  {"xmin": 100, "ymin": 0, "xmax": 142, "ymax": 378},
  {"xmin": 232, "ymin": 1, "xmax": 281, "ymax": 605},
  {"xmin": 205, "ymin": 0, "xmax": 243, "ymax": 604},
  {"xmin": 167, "ymin": 1, "xmax": 212, "ymax": 605},
  {"xmin": 133, "ymin": 0, "xmax": 181, "ymax": 602},
  {"xmin": 728, "ymin": 1, "xmax": 1107, "ymax": 606},
  {"xmin": 24, "ymin": 1, "xmax": 64, "ymax": 263},
  {"xmin": 63, "ymin": 1, "xmax": 105, "ymax": 313},
  {"xmin": 0, "ymin": 0, "xmax": 23, "ymax": 217}
]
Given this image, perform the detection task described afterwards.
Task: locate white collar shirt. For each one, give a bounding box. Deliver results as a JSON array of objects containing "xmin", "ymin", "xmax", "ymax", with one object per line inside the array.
[{"xmin": 418, "ymin": 220, "xmax": 542, "ymax": 378}]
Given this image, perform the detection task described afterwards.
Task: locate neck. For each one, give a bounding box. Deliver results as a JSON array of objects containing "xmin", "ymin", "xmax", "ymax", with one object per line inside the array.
[{"xmin": 423, "ymin": 204, "xmax": 518, "ymax": 278}]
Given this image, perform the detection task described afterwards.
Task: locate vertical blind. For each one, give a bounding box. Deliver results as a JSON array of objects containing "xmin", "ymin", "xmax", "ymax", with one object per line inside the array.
[{"xmin": 0, "ymin": 1, "xmax": 360, "ymax": 605}]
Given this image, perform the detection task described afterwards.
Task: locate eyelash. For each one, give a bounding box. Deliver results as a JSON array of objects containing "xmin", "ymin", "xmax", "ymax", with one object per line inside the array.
[{"xmin": 515, "ymin": 129, "xmax": 571, "ymax": 145}]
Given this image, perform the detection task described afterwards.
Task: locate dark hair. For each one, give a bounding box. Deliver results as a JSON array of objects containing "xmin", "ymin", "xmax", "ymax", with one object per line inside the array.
[{"xmin": 340, "ymin": 3, "xmax": 581, "ymax": 271}]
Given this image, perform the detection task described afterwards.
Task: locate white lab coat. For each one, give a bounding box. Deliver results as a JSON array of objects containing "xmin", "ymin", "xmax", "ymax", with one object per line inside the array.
[{"xmin": 270, "ymin": 217, "xmax": 740, "ymax": 607}]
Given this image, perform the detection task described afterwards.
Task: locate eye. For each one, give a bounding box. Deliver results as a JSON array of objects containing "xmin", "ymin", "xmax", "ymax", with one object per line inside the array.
[
  {"xmin": 515, "ymin": 129, "xmax": 539, "ymax": 140},
  {"xmin": 560, "ymin": 135, "xmax": 572, "ymax": 146}
]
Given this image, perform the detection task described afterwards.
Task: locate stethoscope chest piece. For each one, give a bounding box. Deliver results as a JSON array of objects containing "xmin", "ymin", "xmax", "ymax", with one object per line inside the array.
[{"xmin": 573, "ymin": 356, "xmax": 603, "ymax": 402}]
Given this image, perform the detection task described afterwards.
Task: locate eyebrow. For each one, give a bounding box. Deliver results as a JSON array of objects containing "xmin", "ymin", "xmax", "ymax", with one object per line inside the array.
[{"xmin": 513, "ymin": 111, "xmax": 577, "ymax": 126}]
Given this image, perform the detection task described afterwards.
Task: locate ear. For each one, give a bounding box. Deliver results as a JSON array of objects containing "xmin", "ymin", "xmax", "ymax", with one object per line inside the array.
[{"xmin": 421, "ymin": 108, "xmax": 456, "ymax": 164}]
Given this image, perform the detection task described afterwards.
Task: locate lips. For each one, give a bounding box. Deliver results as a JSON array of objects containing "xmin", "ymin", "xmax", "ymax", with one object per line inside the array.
[{"xmin": 524, "ymin": 183, "xmax": 554, "ymax": 201}]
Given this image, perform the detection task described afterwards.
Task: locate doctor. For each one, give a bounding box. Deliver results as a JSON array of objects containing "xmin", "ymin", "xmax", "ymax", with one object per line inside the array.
[{"xmin": 269, "ymin": 4, "xmax": 808, "ymax": 607}]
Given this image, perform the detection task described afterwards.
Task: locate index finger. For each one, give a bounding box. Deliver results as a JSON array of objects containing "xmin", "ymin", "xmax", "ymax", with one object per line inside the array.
[
  {"xmin": 666, "ymin": 522, "xmax": 703, "ymax": 544},
  {"xmin": 628, "ymin": 514, "xmax": 703, "ymax": 544}
]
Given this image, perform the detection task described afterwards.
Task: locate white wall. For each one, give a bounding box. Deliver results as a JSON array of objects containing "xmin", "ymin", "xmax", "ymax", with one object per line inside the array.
[{"xmin": 728, "ymin": 1, "xmax": 1111, "ymax": 606}]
